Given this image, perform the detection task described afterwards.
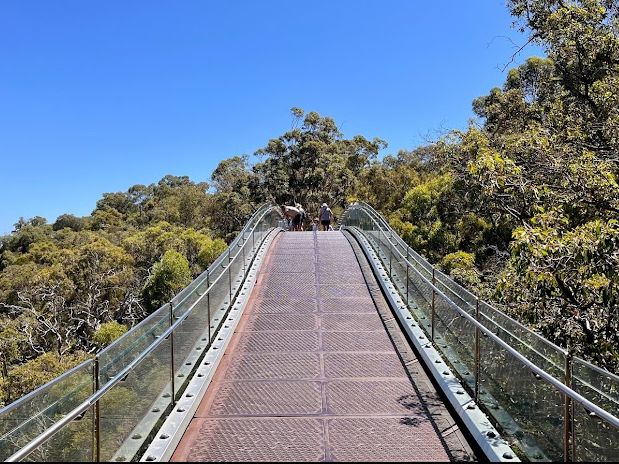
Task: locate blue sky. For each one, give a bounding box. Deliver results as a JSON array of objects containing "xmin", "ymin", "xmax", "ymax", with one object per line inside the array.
[{"xmin": 0, "ymin": 1, "xmax": 543, "ymax": 234}]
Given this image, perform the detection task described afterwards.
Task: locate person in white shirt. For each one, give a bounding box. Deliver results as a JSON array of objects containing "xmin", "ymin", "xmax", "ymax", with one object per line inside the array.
[
  {"xmin": 282, "ymin": 205, "xmax": 300, "ymax": 231},
  {"xmin": 293, "ymin": 203, "xmax": 305, "ymax": 231}
]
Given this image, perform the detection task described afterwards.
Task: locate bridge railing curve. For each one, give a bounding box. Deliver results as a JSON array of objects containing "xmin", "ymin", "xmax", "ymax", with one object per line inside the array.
[
  {"xmin": 342, "ymin": 202, "xmax": 619, "ymax": 462},
  {"xmin": 0, "ymin": 204, "xmax": 284, "ymax": 462}
]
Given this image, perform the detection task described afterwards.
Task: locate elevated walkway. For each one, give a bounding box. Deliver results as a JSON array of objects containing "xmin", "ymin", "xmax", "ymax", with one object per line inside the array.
[
  {"xmin": 2, "ymin": 203, "xmax": 618, "ymax": 463},
  {"xmin": 171, "ymin": 231, "xmax": 470, "ymax": 461}
]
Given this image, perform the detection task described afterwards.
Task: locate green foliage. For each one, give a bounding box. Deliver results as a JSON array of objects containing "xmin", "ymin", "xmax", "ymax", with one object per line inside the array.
[
  {"xmin": 123, "ymin": 221, "xmax": 225, "ymax": 275},
  {"xmin": 142, "ymin": 250, "xmax": 192, "ymax": 311},
  {"xmin": 53, "ymin": 214, "xmax": 85, "ymax": 232},
  {"xmin": 254, "ymin": 108, "xmax": 386, "ymax": 223},
  {"xmin": 92, "ymin": 321, "xmax": 128, "ymax": 348},
  {"xmin": 0, "ymin": 174, "xmax": 229, "ymax": 405},
  {"xmin": 0, "ymin": 352, "xmax": 89, "ymax": 407},
  {"xmin": 197, "ymin": 238, "xmax": 227, "ymax": 269},
  {"xmin": 497, "ymin": 215, "xmax": 619, "ymax": 369},
  {"xmin": 440, "ymin": 252, "xmax": 481, "ymax": 290},
  {"xmin": 432, "ymin": 0, "xmax": 619, "ymax": 370},
  {"xmin": 207, "ymin": 155, "xmax": 258, "ymax": 240}
]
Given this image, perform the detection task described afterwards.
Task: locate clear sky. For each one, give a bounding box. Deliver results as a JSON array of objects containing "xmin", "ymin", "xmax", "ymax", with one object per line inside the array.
[{"xmin": 0, "ymin": 1, "xmax": 544, "ymax": 234}]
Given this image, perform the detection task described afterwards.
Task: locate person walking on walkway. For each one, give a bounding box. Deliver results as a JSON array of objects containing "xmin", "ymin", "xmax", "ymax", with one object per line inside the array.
[
  {"xmin": 293, "ymin": 203, "xmax": 306, "ymax": 231},
  {"xmin": 319, "ymin": 203, "xmax": 333, "ymax": 231},
  {"xmin": 282, "ymin": 204, "xmax": 305, "ymax": 231},
  {"xmin": 282, "ymin": 204, "xmax": 300, "ymax": 231}
]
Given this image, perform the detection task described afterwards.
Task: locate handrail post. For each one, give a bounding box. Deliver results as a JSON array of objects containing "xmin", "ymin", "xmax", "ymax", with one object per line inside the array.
[
  {"xmin": 228, "ymin": 250, "xmax": 232, "ymax": 304},
  {"xmin": 475, "ymin": 297, "xmax": 481, "ymax": 402},
  {"xmin": 242, "ymin": 235, "xmax": 247, "ymax": 275},
  {"xmin": 405, "ymin": 248, "xmax": 410, "ymax": 306},
  {"xmin": 169, "ymin": 302, "xmax": 176, "ymax": 405},
  {"xmin": 564, "ymin": 350, "xmax": 573, "ymax": 462},
  {"xmin": 207, "ymin": 269, "xmax": 211, "ymax": 343},
  {"xmin": 388, "ymin": 234, "xmax": 393, "ymax": 277},
  {"xmin": 431, "ymin": 268, "xmax": 436, "ymax": 341},
  {"xmin": 93, "ymin": 357, "xmax": 101, "ymax": 462}
]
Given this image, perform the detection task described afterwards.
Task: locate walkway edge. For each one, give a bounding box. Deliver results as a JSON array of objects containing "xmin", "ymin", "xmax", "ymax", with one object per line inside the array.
[
  {"xmin": 344, "ymin": 227, "xmax": 519, "ymax": 463},
  {"xmin": 140, "ymin": 228, "xmax": 282, "ymax": 462}
]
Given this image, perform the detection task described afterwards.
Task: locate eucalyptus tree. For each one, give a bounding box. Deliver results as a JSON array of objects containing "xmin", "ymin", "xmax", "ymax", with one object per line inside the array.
[{"xmin": 254, "ymin": 108, "xmax": 386, "ymax": 219}]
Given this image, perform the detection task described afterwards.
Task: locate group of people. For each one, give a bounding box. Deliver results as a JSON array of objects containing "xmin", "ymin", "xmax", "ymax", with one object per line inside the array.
[{"xmin": 282, "ymin": 203, "xmax": 334, "ymax": 232}]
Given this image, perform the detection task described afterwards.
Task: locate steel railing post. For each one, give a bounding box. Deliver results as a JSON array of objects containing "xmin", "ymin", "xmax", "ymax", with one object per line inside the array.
[
  {"xmin": 405, "ymin": 248, "xmax": 410, "ymax": 306},
  {"xmin": 242, "ymin": 237, "xmax": 247, "ymax": 275},
  {"xmin": 564, "ymin": 350, "xmax": 573, "ymax": 462},
  {"xmin": 388, "ymin": 233, "xmax": 393, "ymax": 277},
  {"xmin": 228, "ymin": 250, "xmax": 232, "ymax": 303},
  {"xmin": 93, "ymin": 357, "xmax": 101, "ymax": 462},
  {"xmin": 206, "ymin": 269, "xmax": 211, "ymax": 343},
  {"xmin": 169, "ymin": 302, "xmax": 176, "ymax": 405},
  {"xmin": 431, "ymin": 268, "xmax": 436, "ymax": 342},
  {"xmin": 475, "ymin": 298, "xmax": 481, "ymax": 402}
]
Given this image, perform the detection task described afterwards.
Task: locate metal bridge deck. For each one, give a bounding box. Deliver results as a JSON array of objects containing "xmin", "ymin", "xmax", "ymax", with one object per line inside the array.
[{"xmin": 171, "ymin": 231, "xmax": 459, "ymax": 462}]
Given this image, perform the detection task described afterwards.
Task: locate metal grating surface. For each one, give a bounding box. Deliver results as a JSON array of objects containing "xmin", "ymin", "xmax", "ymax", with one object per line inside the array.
[
  {"xmin": 244, "ymin": 313, "xmax": 318, "ymax": 332},
  {"xmin": 267, "ymin": 256, "xmax": 316, "ymax": 267},
  {"xmin": 322, "ymin": 331, "xmax": 394, "ymax": 352},
  {"xmin": 271, "ymin": 248, "xmax": 316, "ymax": 255},
  {"xmin": 317, "ymin": 264, "xmax": 356, "ymax": 274},
  {"xmin": 319, "ymin": 298, "xmax": 376, "ymax": 313},
  {"xmin": 318, "ymin": 254, "xmax": 354, "ymax": 259},
  {"xmin": 321, "ymin": 314, "xmax": 385, "ymax": 332},
  {"xmin": 184, "ymin": 418, "xmax": 325, "ymax": 462},
  {"xmin": 224, "ymin": 353, "xmax": 321, "ymax": 380},
  {"xmin": 328, "ymin": 417, "xmax": 449, "ymax": 462},
  {"xmin": 252, "ymin": 298, "xmax": 318, "ymax": 313},
  {"xmin": 258, "ymin": 272, "xmax": 316, "ymax": 286},
  {"xmin": 206, "ymin": 381, "xmax": 323, "ymax": 416},
  {"xmin": 323, "ymin": 353, "xmax": 407, "ymax": 378},
  {"xmin": 319, "ymin": 285, "xmax": 371, "ymax": 299},
  {"xmin": 265, "ymin": 260, "xmax": 316, "ymax": 274},
  {"xmin": 317, "ymin": 250, "xmax": 355, "ymax": 258},
  {"xmin": 255, "ymin": 284, "xmax": 317, "ymax": 300},
  {"xmin": 317, "ymin": 249, "xmax": 354, "ymax": 255},
  {"xmin": 234, "ymin": 331, "xmax": 320, "ymax": 353},
  {"xmin": 173, "ymin": 231, "xmax": 455, "ymax": 462},
  {"xmin": 318, "ymin": 272, "xmax": 366, "ymax": 285},
  {"xmin": 326, "ymin": 380, "xmax": 421, "ymax": 415},
  {"xmin": 276, "ymin": 245, "xmax": 316, "ymax": 251}
]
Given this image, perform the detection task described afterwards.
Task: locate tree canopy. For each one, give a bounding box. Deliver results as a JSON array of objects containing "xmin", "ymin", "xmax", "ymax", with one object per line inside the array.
[{"xmin": 2, "ymin": 0, "xmax": 618, "ymax": 407}]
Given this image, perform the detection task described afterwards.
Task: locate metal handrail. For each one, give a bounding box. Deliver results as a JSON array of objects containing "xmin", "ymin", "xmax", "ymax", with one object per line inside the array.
[
  {"xmin": 6, "ymin": 283, "xmax": 205, "ymax": 463},
  {"xmin": 0, "ymin": 359, "xmax": 94, "ymax": 418},
  {"xmin": 95, "ymin": 203, "xmax": 271, "ymax": 362},
  {"xmin": 574, "ymin": 357, "xmax": 619, "ymax": 382},
  {"xmin": 357, "ymin": 200, "xmax": 570, "ymax": 356},
  {"xmin": 3, "ymin": 204, "xmax": 283, "ymax": 462},
  {"xmin": 346, "ymin": 208, "xmax": 619, "ymax": 418},
  {"xmin": 342, "ymin": 203, "xmax": 619, "ymax": 461},
  {"xmin": 0, "ymin": 204, "xmax": 276, "ymax": 446},
  {"xmin": 352, "ymin": 202, "xmax": 619, "ymax": 408}
]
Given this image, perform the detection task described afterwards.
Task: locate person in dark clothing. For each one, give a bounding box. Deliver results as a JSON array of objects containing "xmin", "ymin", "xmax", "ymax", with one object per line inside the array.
[{"xmin": 319, "ymin": 203, "xmax": 332, "ymax": 231}]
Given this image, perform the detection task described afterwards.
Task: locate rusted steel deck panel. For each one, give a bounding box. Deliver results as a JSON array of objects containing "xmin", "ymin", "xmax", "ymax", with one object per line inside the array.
[{"xmin": 172, "ymin": 231, "xmax": 453, "ymax": 462}]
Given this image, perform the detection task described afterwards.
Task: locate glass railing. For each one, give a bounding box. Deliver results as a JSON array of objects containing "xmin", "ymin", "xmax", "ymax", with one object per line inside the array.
[
  {"xmin": 342, "ymin": 202, "xmax": 619, "ymax": 462},
  {"xmin": 0, "ymin": 204, "xmax": 283, "ymax": 462}
]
